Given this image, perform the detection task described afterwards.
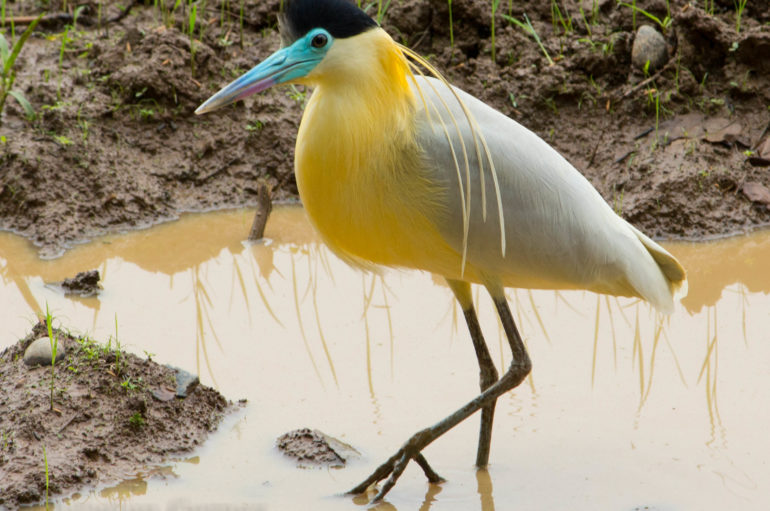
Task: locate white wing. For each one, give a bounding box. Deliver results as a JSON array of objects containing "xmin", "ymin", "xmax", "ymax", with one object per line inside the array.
[{"xmin": 410, "ymin": 75, "xmax": 686, "ymax": 312}]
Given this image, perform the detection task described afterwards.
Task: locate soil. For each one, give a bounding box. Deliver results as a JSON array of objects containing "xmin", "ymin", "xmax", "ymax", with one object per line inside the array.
[
  {"xmin": 59, "ymin": 269, "xmax": 102, "ymax": 297},
  {"xmin": 0, "ymin": 321, "xmax": 234, "ymax": 509},
  {"xmin": 0, "ymin": 0, "xmax": 768, "ymax": 257},
  {"xmin": 276, "ymin": 428, "xmax": 360, "ymax": 469},
  {"xmin": 1, "ymin": 0, "xmax": 769, "ymax": 507}
]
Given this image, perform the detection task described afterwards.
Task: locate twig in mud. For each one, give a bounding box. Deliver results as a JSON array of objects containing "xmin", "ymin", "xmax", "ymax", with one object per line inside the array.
[
  {"xmin": 587, "ymin": 127, "xmax": 606, "ymax": 168},
  {"xmin": 634, "ymin": 126, "xmax": 655, "ymax": 140},
  {"xmin": 248, "ymin": 183, "xmax": 272, "ymax": 241},
  {"xmin": 617, "ymin": 59, "xmax": 676, "ymax": 102},
  {"xmin": 106, "ymin": 0, "xmax": 140, "ymax": 24},
  {"xmin": 751, "ymin": 121, "xmax": 769, "ymax": 151},
  {"xmin": 5, "ymin": 13, "xmax": 73, "ymax": 26},
  {"xmin": 614, "ymin": 150, "xmax": 634, "ymax": 164}
]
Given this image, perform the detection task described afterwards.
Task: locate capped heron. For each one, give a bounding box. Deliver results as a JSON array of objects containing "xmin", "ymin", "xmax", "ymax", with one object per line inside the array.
[{"xmin": 196, "ymin": 0, "xmax": 687, "ymax": 502}]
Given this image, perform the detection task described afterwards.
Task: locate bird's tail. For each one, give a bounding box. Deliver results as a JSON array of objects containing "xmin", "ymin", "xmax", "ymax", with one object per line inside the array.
[{"xmin": 628, "ymin": 224, "xmax": 688, "ymax": 313}]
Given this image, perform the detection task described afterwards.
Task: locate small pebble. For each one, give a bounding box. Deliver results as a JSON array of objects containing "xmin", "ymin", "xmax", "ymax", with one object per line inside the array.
[
  {"xmin": 23, "ymin": 337, "xmax": 66, "ymax": 367},
  {"xmin": 631, "ymin": 25, "xmax": 668, "ymax": 73}
]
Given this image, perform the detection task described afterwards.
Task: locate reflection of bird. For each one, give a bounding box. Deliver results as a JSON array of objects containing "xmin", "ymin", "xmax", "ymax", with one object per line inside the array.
[{"xmin": 196, "ymin": 0, "xmax": 687, "ymax": 502}]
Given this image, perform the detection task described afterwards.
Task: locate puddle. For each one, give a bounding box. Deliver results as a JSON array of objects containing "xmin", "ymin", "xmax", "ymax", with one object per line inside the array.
[{"xmin": 2, "ymin": 206, "xmax": 770, "ymax": 510}]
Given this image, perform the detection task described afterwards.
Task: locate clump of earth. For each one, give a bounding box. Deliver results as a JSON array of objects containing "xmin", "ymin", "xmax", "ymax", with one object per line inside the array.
[
  {"xmin": 276, "ymin": 428, "xmax": 360, "ymax": 468},
  {"xmin": 0, "ymin": 321, "xmax": 234, "ymax": 509}
]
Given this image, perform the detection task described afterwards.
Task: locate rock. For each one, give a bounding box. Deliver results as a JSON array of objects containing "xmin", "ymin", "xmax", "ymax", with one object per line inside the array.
[
  {"xmin": 165, "ymin": 365, "xmax": 199, "ymax": 398},
  {"xmin": 23, "ymin": 337, "xmax": 66, "ymax": 367},
  {"xmin": 61, "ymin": 270, "xmax": 101, "ymax": 297},
  {"xmin": 631, "ymin": 25, "xmax": 668, "ymax": 73},
  {"xmin": 276, "ymin": 428, "xmax": 360, "ymax": 468}
]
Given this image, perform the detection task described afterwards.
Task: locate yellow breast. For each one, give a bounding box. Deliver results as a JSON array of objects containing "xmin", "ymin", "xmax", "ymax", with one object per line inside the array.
[{"xmin": 292, "ymin": 29, "xmax": 465, "ymax": 277}]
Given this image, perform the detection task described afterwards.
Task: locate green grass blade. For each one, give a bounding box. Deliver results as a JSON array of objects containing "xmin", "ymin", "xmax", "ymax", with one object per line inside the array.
[
  {"xmin": 618, "ymin": 2, "xmax": 663, "ymax": 27},
  {"xmin": 503, "ymin": 13, "xmax": 554, "ymax": 66},
  {"xmin": 3, "ymin": 14, "xmax": 42, "ymax": 78},
  {"xmin": 0, "ymin": 33, "xmax": 9, "ymax": 65},
  {"xmin": 8, "ymin": 90, "xmax": 35, "ymax": 119}
]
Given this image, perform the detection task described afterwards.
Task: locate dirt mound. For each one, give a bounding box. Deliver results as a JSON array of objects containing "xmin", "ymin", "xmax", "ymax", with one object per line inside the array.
[
  {"xmin": 0, "ymin": 0, "xmax": 768, "ymax": 251},
  {"xmin": 0, "ymin": 321, "xmax": 234, "ymax": 508}
]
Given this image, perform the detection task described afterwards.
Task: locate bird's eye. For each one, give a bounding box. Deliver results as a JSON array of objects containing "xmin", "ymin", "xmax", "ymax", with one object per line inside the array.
[{"xmin": 311, "ymin": 33, "xmax": 328, "ymax": 48}]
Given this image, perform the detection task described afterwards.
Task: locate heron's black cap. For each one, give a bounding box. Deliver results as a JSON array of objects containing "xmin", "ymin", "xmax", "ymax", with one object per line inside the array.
[{"xmin": 280, "ymin": 0, "xmax": 378, "ymax": 44}]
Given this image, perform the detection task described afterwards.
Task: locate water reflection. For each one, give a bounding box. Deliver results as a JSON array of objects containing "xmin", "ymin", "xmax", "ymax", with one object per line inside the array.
[
  {"xmin": 673, "ymin": 232, "xmax": 770, "ymax": 312},
  {"xmin": 1, "ymin": 208, "xmax": 770, "ymax": 510},
  {"xmin": 475, "ymin": 470, "xmax": 494, "ymax": 511}
]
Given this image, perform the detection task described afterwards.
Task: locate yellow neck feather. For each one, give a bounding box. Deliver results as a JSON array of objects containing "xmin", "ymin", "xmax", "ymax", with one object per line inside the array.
[{"xmin": 292, "ymin": 29, "xmax": 461, "ymax": 273}]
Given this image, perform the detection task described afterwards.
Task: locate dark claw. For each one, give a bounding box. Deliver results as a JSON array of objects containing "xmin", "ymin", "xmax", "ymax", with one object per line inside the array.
[
  {"xmin": 372, "ymin": 452, "xmax": 410, "ymax": 501},
  {"xmin": 415, "ymin": 453, "xmax": 444, "ymax": 483},
  {"xmin": 348, "ymin": 449, "xmax": 443, "ymax": 502}
]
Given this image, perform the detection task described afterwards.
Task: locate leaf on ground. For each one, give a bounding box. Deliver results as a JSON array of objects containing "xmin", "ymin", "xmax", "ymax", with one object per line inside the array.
[
  {"xmin": 748, "ymin": 137, "xmax": 770, "ymax": 167},
  {"xmin": 656, "ymin": 114, "xmax": 747, "ymax": 147},
  {"xmin": 657, "ymin": 113, "xmax": 707, "ymax": 142},
  {"xmin": 703, "ymin": 118, "xmax": 745, "ymax": 145},
  {"xmin": 741, "ymin": 182, "xmax": 770, "ymax": 210}
]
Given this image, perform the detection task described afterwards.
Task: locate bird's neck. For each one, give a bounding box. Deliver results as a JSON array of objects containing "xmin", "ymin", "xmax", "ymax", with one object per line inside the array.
[
  {"xmin": 298, "ymin": 28, "xmax": 416, "ymax": 168},
  {"xmin": 293, "ymin": 29, "xmax": 445, "ymax": 267}
]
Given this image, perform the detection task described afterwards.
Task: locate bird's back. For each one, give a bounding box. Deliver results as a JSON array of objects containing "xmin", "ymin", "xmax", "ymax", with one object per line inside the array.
[{"xmin": 410, "ymin": 76, "xmax": 687, "ymax": 312}]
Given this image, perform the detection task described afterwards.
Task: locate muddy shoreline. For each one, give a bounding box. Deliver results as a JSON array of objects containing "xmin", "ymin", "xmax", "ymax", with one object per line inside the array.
[
  {"xmin": 0, "ymin": 0, "xmax": 768, "ymax": 258},
  {"xmin": 0, "ymin": 321, "xmax": 235, "ymax": 509}
]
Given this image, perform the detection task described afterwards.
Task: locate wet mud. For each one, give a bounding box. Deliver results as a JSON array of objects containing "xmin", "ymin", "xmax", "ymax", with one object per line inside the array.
[
  {"xmin": 0, "ymin": 321, "xmax": 233, "ymax": 509},
  {"xmin": 0, "ymin": 0, "xmax": 768, "ymax": 257}
]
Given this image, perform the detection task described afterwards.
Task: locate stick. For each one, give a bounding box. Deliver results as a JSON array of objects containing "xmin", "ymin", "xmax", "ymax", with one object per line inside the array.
[{"xmin": 248, "ymin": 183, "xmax": 272, "ymax": 241}]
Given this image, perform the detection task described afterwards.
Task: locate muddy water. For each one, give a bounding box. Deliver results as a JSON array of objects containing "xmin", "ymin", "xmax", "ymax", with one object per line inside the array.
[{"xmin": 2, "ymin": 206, "xmax": 770, "ymax": 510}]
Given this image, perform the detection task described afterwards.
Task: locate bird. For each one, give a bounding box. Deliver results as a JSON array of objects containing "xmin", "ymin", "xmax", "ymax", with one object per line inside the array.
[{"xmin": 195, "ymin": 0, "xmax": 687, "ymax": 502}]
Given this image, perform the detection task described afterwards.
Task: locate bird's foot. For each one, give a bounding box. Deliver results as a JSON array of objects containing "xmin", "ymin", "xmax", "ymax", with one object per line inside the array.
[{"xmin": 348, "ymin": 431, "xmax": 444, "ymax": 502}]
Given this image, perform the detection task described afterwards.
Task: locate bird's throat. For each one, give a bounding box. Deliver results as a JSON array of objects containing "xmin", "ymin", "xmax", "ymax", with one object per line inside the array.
[{"xmin": 293, "ymin": 30, "xmax": 453, "ymax": 271}]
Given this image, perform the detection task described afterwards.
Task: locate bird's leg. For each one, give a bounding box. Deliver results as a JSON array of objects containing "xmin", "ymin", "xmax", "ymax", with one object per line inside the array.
[
  {"xmin": 348, "ymin": 286, "xmax": 531, "ymax": 502},
  {"xmin": 447, "ymin": 279, "xmax": 499, "ymax": 467},
  {"xmin": 461, "ymin": 305, "xmax": 499, "ymax": 467}
]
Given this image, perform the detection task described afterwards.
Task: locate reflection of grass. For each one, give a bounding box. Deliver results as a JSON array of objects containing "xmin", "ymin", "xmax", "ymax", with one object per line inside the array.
[
  {"xmin": 379, "ymin": 276, "xmax": 395, "ymax": 378},
  {"xmin": 192, "ymin": 265, "xmax": 220, "ymax": 389},
  {"xmin": 527, "ymin": 289, "xmax": 551, "ymax": 344},
  {"xmin": 291, "ymin": 253, "xmax": 324, "ymax": 387},
  {"xmin": 244, "ymin": 252, "xmax": 283, "ymax": 327},
  {"xmin": 363, "ymin": 276, "xmax": 374, "ymax": 396},
  {"xmin": 640, "ymin": 318, "xmax": 664, "ymax": 406},
  {"xmin": 604, "ymin": 296, "xmax": 618, "ymax": 370},
  {"xmin": 312, "ymin": 259, "xmax": 338, "ymax": 386},
  {"xmin": 698, "ymin": 306, "xmax": 721, "ymax": 427}
]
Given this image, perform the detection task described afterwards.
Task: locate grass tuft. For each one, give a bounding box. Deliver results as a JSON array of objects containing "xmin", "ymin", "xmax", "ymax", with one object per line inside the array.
[
  {"xmin": 0, "ymin": 14, "xmax": 42, "ymax": 123},
  {"xmin": 503, "ymin": 13, "xmax": 554, "ymax": 66}
]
